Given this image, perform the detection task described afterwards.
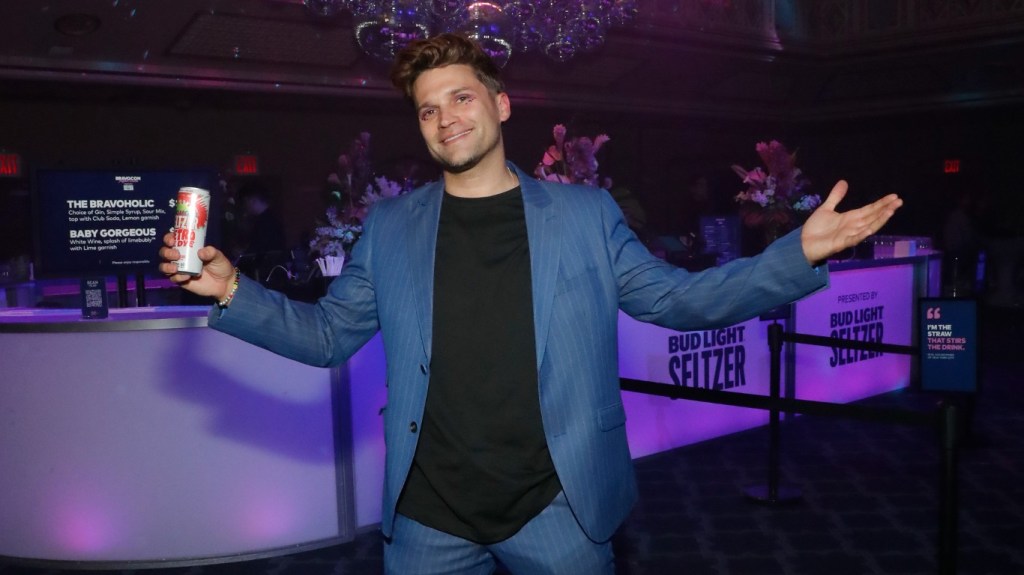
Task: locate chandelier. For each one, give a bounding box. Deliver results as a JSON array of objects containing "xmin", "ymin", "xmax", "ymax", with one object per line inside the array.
[{"xmin": 303, "ymin": 0, "xmax": 639, "ymax": 66}]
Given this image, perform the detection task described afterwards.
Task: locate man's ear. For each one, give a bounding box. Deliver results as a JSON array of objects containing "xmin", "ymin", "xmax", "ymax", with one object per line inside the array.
[{"xmin": 497, "ymin": 92, "xmax": 511, "ymax": 122}]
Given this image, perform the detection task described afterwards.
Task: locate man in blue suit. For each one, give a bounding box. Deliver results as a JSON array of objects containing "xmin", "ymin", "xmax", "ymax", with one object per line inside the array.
[{"xmin": 161, "ymin": 34, "xmax": 901, "ymax": 575}]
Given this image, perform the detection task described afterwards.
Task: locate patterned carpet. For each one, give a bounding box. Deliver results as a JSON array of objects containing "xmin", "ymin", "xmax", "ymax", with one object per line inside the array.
[{"xmin": 3, "ymin": 308, "xmax": 1021, "ymax": 575}]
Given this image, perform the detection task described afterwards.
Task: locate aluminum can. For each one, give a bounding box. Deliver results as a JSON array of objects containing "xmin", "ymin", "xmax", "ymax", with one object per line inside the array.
[{"xmin": 173, "ymin": 187, "xmax": 211, "ymax": 275}]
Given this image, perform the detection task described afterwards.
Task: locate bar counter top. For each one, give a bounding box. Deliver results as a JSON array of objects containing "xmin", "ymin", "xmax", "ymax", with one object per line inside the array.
[{"xmin": 0, "ymin": 305, "xmax": 208, "ymax": 332}]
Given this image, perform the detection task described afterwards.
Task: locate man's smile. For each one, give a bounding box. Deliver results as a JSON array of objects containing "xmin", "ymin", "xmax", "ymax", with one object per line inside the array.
[{"xmin": 442, "ymin": 129, "xmax": 472, "ymax": 144}]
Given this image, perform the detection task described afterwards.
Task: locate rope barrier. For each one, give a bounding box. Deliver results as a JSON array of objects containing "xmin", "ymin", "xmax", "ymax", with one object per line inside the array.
[{"xmin": 619, "ymin": 323, "xmax": 960, "ymax": 575}]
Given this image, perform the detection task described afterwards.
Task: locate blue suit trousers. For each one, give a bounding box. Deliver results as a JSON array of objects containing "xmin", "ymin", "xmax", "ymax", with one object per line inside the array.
[{"xmin": 384, "ymin": 491, "xmax": 615, "ymax": 575}]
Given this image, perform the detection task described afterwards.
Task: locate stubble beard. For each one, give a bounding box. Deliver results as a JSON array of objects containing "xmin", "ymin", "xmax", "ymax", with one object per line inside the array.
[{"xmin": 430, "ymin": 129, "xmax": 502, "ymax": 175}]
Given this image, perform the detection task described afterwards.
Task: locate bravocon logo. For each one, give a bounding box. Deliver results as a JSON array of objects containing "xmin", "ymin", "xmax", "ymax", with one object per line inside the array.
[{"xmin": 115, "ymin": 175, "xmax": 142, "ymax": 191}]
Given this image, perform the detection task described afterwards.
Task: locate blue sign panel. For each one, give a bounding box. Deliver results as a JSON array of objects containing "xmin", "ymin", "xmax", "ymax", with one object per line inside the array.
[{"xmin": 919, "ymin": 298, "xmax": 978, "ymax": 393}]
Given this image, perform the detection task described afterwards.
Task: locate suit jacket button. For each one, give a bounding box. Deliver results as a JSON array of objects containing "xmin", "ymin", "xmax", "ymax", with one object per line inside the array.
[{"xmin": 409, "ymin": 421, "xmax": 418, "ymax": 433}]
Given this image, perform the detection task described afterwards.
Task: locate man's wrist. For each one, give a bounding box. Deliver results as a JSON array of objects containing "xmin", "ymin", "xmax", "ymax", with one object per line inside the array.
[{"xmin": 217, "ymin": 267, "xmax": 241, "ymax": 308}]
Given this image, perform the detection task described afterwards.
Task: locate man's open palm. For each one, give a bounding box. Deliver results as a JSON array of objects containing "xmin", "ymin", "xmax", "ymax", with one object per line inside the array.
[{"xmin": 801, "ymin": 180, "xmax": 903, "ymax": 264}]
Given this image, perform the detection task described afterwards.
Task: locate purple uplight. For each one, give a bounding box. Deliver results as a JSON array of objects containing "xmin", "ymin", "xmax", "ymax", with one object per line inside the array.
[
  {"xmin": 53, "ymin": 497, "xmax": 116, "ymax": 554},
  {"xmin": 237, "ymin": 486, "xmax": 301, "ymax": 540}
]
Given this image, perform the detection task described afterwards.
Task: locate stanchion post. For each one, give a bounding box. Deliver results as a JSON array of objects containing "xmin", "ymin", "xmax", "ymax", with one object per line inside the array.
[
  {"xmin": 767, "ymin": 322, "xmax": 782, "ymax": 500},
  {"xmin": 116, "ymin": 273, "xmax": 128, "ymax": 308},
  {"xmin": 135, "ymin": 272, "xmax": 147, "ymax": 307},
  {"xmin": 938, "ymin": 400, "xmax": 959, "ymax": 575},
  {"xmin": 744, "ymin": 322, "xmax": 801, "ymax": 504}
]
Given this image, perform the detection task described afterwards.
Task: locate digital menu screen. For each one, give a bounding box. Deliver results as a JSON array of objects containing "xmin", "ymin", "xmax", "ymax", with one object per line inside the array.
[{"xmin": 34, "ymin": 169, "xmax": 218, "ymax": 277}]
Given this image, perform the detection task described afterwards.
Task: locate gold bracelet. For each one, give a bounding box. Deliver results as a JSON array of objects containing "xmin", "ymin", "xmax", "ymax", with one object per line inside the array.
[{"xmin": 217, "ymin": 267, "xmax": 240, "ymax": 308}]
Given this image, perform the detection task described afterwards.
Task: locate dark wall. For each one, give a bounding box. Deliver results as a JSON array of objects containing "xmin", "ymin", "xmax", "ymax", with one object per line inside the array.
[
  {"xmin": 2, "ymin": 82, "xmax": 1021, "ymax": 266},
  {"xmin": 793, "ymin": 108, "xmax": 1022, "ymax": 243}
]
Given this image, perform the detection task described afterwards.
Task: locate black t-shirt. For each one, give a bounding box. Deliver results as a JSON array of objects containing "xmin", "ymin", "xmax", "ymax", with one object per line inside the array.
[{"xmin": 396, "ymin": 186, "xmax": 561, "ymax": 543}]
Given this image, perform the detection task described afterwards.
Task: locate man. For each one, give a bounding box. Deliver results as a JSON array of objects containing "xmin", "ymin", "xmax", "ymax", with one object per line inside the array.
[
  {"xmin": 160, "ymin": 34, "xmax": 901, "ymax": 575},
  {"xmin": 235, "ymin": 181, "xmax": 288, "ymax": 282}
]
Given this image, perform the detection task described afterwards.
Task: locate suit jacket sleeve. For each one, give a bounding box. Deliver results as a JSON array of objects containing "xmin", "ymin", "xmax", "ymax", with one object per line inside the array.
[
  {"xmin": 598, "ymin": 190, "xmax": 828, "ymax": 329},
  {"xmin": 207, "ymin": 208, "xmax": 383, "ymax": 367}
]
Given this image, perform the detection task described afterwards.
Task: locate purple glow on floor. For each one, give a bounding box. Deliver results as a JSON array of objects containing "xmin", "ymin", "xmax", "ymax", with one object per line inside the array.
[
  {"xmin": 236, "ymin": 485, "xmax": 300, "ymax": 540},
  {"xmin": 52, "ymin": 495, "xmax": 115, "ymax": 554}
]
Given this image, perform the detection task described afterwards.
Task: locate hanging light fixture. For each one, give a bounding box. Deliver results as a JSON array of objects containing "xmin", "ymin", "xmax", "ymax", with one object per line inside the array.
[{"xmin": 303, "ymin": 0, "xmax": 639, "ymax": 65}]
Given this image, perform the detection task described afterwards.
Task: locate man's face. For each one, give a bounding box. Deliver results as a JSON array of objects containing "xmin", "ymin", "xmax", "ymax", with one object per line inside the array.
[
  {"xmin": 243, "ymin": 196, "xmax": 263, "ymax": 216},
  {"xmin": 412, "ymin": 64, "xmax": 510, "ymax": 174}
]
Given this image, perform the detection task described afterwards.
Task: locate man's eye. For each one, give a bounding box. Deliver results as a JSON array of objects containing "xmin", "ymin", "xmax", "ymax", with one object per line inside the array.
[{"xmin": 420, "ymin": 109, "xmax": 435, "ymax": 120}]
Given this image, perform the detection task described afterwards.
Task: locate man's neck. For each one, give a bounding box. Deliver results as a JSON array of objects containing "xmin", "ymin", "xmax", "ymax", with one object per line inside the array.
[{"xmin": 443, "ymin": 156, "xmax": 519, "ymax": 199}]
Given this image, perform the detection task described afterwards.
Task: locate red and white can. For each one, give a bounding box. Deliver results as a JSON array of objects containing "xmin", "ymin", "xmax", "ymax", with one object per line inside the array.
[{"xmin": 173, "ymin": 186, "xmax": 211, "ymax": 275}]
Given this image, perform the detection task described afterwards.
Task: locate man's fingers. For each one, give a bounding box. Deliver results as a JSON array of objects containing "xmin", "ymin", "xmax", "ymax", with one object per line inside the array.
[
  {"xmin": 198, "ymin": 245, "xmax": 221, "ymax": 263},
  {"xmin": 159, "ymin": 245, "xmax": 182, "ymax": 262},
  {"xmin": 856, "ymin": 195, "xmax": 902, "ymax": 239},
  {"xmin": 821, "ymin": 180, "xmax": 848, "ymax": 211},
  {"xmin": 158, "ymin": 262, "xmax": 192, "ymax": 283},
  {"xmin": 863, "ymin": 194, "xmax": 902, "ymax": 226},
  {"xmin": 880, "ymin": 194, "xmax": 903, "ymax": 214}
]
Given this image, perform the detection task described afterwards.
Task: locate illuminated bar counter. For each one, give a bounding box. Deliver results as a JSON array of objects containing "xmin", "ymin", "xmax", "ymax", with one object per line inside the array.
[
  {"xmin": 0, "ymin": 252, "xmax": 939, "ymax": 567},
  {"xmin": 618, "ymin": 252, "xmax": 941, "ymax": 458},
  {"xmin": 0, "ymin": 307, "xmax": 358, "ymax": 567}
]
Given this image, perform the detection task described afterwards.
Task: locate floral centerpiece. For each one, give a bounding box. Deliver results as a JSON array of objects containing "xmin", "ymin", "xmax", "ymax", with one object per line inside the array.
[
  {"xmin": 732, "ymin": 140, "xmax": 820, "ymax": 243},
  {"xmin": 532, "ymin": 123, "xmax": 649, "ymax": 232},
  {"xmin": 534, "ymin": 124, "xmax": 613, "ymax": 188},
  {"xmin": 309, "ymin": 132, "xmax": 407, "ymax": 271}
]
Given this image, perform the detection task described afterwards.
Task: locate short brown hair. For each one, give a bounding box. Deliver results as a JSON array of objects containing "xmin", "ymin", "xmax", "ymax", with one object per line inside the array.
[{"xmin": 390, "ymin": 33, "xmax": 505, "ymax": 103}]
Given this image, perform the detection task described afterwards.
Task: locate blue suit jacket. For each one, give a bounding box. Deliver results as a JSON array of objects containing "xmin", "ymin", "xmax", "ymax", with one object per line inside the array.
[{"xmin": 209, "ymin": 162, "xmax": 827, "ymax": 542}]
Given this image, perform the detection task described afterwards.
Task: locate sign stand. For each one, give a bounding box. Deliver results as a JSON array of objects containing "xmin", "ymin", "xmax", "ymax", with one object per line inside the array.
[
  {"xmin": 919, "ymin": 298, "xmax": 979, "ymax": 395},
  {"xmin": 919, "ymin": 298, "xmax": 981, "ymax": 449}
]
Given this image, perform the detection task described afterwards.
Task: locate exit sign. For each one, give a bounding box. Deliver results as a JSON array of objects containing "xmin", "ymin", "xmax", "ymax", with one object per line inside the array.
[
  {"xmin": 0, "ymin": 152, "xmax": 21, "ymax": 177},
  {"xmin": 943, "ymin": 159, "xmax": 960, "ymax": 174},
  {"xmin": 234, "ymin": 154, "xmax": 260, "ymax": 175}
]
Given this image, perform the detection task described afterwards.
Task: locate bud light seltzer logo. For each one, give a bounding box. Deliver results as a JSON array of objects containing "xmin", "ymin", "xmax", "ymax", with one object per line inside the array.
[
  {"xmin": 829, "ymin": 304, "xmax": 885, "ymax": 367},
  {"xmin": 667, "ymin": 326, "xmax": 747, "ymax": 390}
]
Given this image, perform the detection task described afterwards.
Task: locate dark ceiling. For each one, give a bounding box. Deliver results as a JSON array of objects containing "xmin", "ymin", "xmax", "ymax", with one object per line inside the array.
[{"xmin": 2, "ymin": 0, "xmax": 1024, "ymax": 121}]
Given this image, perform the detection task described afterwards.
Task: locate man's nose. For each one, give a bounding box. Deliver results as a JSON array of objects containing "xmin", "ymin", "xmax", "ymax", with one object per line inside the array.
[{"xmin": 437, "ymin": 106, "xmax": 455, "ymax": 127}]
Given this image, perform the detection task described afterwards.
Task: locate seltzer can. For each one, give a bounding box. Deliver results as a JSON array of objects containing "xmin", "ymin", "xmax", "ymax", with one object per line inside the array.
[{"xmin": 173, "ymin": 186, "xmax": 211, "ymax": 275}]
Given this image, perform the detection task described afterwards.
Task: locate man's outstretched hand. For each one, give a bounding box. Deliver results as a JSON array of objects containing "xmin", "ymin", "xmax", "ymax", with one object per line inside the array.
[
  {"xmin": 801, "ymin": 180, "xmax": 903, "ymax": 265},
  {"xmin": 158, "ymin": 232, "xmax": 236, "ymax": 302}
]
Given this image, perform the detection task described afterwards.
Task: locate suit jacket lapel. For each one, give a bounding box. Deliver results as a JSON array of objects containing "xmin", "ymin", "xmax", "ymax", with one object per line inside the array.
[
  {"xmin": 516, "ymin": 163, "xmax": 560, "ymax": 372},
  {"xmin": 407, "ymin": 165, "xmax": 559, "ymax": 369},
  {"xmin": 408, "ymin": 181, "xmax": 444, "ymax": 360}
]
